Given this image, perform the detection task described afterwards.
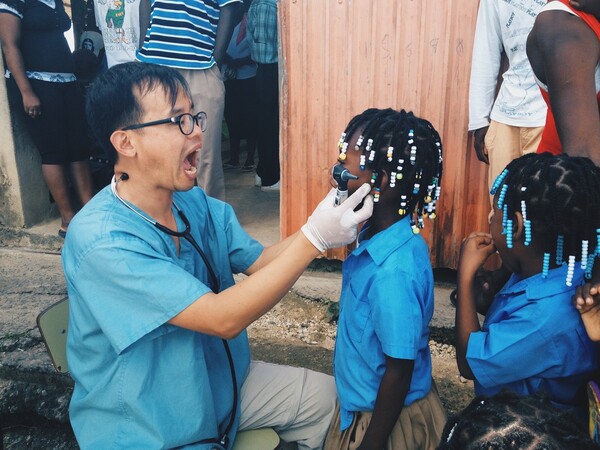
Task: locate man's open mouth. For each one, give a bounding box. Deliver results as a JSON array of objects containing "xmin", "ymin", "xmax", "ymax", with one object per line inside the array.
[{"xmin": 184, "ymin": 151, "xmax": 198, "ymax": 176}]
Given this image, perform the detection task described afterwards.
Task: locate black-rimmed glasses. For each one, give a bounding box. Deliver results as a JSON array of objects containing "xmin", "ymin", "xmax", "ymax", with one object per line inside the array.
[{"xmin": 122, "ymin": 111, "xmax": 207, "ymax": 135}]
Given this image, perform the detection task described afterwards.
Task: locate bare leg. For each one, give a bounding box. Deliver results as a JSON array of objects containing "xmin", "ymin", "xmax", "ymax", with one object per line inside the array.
[
  {"xmin": 41, "ymin": 164, "xmax": 75, "ymax": 230},
  {"xmin": 69, "ymin": 160, "xmax": 94, "ymax": 205}
]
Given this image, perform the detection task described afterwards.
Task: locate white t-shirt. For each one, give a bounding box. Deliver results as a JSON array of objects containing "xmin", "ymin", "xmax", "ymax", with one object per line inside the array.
[
  {"xmin": 94, "ymin": 0, "xmax": 140, "ymax": 68},
  {"xmin": 468, "ymin": 0, "xmax": 548, "ymax": 130}
]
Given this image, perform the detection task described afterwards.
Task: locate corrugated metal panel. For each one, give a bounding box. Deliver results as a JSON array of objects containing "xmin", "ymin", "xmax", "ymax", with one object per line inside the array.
[{"xmin": 279, "ymin": 0, "xmax": 487, "ymax": 268}]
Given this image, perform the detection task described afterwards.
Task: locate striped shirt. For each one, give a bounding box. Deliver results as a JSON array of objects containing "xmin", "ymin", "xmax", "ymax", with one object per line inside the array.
[{"xmin": 137, "ymin": 0, "xmax": 241, "ymax": 70}]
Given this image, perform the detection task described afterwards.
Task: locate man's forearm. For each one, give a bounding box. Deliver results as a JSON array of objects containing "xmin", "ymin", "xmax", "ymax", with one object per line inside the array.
[
  {"xmin": 138, "ymin": 0, "xmax": 151, "ymax": 48},
  {"xmin": 214, "ymin": 2, "xmax": 242, "ymax": 65}
]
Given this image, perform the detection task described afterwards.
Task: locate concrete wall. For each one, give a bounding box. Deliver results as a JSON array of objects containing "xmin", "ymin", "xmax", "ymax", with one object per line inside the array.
[{"xmin": 0, "ymin": 55, "xmax": 56, "ymax": 228}]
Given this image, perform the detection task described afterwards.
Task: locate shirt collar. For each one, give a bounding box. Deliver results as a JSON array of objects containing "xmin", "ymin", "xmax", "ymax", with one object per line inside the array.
[
  {"xmin": 352, "ymin": 216, "xmax": 415, "ymax": 265},
  {"xmin": 497, "ymin": 264, "xmax": 585, "ymax": 300}
]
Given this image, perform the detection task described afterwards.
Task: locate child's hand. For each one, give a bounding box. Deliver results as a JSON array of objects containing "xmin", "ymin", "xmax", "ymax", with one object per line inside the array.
[
  {"xmin": 575, "ymin": 282, "xmax": 600, "ymax": 341},
  {"xmin": 458, "ymin": 232, "xmax": 496, "ymax": 281}
]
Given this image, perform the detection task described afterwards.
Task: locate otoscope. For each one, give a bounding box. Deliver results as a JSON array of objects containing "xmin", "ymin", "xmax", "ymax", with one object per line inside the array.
[{"xmin": 332, "ymin": 163, "xmax": 359, "ymax": 206}]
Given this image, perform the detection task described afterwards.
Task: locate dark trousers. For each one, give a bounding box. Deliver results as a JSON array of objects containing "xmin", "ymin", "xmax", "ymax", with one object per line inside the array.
[{"xmin": 255, "ymin": 63, "xmax": 280, "ymax": 186}]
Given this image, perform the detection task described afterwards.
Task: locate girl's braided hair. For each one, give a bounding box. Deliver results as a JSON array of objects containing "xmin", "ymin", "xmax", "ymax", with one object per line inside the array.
[
  {"xmin": 491, "ymin": 153, "xmax": 600, "ymax": 280},
  {"xmin": 438, "ymin": 391, "xmax": 598, "ymax": 450},
  {"xmin": 338, "ymin": 108, "xmax": 443, "ymax": 232}
]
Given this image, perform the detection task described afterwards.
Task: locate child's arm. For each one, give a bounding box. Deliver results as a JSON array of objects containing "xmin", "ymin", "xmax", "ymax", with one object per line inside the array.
[
  {"xmin": 455, "ymin": 232, "xmax": 497, "ymax": 380},
  {"xmin": 357, "ymin": 356, "xmax": 414, "ymax": 450},
  {"xmin": 575, "ymin": 263, "xmax": 600, "ymax": 341}
]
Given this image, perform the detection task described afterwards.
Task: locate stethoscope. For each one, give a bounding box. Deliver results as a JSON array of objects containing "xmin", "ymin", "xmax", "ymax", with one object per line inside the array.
[{"xmin": 111, "ymin": 174, "xmax": 237, "ymax": 448}]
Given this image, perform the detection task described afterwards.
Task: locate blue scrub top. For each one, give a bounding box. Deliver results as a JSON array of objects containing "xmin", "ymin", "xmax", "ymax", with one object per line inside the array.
[
  {"xmin": 333, "ymin": 217, "xmax": 435, "ymax": 431},
  {"xmin": 62, "ymin": 186, "xmax": 263, "ymax": 449},
  {"xmin": 467, "ymin": 265, "xmax": 598, "ymax": 408}
]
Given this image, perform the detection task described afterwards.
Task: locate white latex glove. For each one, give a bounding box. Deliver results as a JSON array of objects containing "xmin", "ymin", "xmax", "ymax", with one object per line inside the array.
[{"xmin": 301, "ymin": 183, "xmax": 373, "ymax": 252}]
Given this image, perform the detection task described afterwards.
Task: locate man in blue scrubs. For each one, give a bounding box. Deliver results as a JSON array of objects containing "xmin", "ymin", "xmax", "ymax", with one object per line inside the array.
[{"xmin": 62, "ymin": 62, "xmax": 373, "ymax": 449}]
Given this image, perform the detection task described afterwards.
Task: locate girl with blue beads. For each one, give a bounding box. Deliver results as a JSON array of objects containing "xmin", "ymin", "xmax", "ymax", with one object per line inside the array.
[
  {"xmin": 455, "ymin": 152, "xmax": 600, "ymax": 416},
  {"xmin": 323, "ymin": 108, "xmax": 447, "ymax": 450}
]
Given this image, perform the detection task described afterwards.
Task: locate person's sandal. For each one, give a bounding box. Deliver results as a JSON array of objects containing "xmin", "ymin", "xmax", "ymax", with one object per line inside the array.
[
  {"xmin": 450, "ymin": 288, "xmax": 457, "ymax": 307},
  {"xmin": 58, "ymin": 228, "xmax": 67, "ymax": 239}
]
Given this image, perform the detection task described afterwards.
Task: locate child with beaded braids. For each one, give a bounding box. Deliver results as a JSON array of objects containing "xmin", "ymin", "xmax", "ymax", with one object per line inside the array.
[
  {"xmin": 438, "ymin": 391, "xmax": 598, "ymax": 450},
  {"xmin": 455, "ymin": 152, "xmax": 600, "ymax": 416},
  {"xmin": 324, "ymin": 108, "xmax": 446, "ymax": 450}
]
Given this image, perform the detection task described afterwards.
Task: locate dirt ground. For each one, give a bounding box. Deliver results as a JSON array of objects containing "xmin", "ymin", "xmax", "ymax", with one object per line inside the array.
[{"xmin": 1, "ymin": 291, "xmax": 472, "ymax": 449}]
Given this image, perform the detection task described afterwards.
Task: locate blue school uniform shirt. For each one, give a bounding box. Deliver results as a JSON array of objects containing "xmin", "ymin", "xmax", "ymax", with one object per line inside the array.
[
  {"xmin": 467, "ymin": 265, "xmax": 598, "ymax": 409},
  {"xmin": 62, "ymin": 186, "xmax": 263, "ymax": 449},
  {"xmin": 333, "ymin": 216, "xmax": 435, "ymax": 431}
]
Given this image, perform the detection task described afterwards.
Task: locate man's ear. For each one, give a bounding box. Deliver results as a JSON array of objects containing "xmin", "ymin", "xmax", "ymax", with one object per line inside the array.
[{"xmin": 110, "ymin": 130, "xmax": 136, "ymax": 158}]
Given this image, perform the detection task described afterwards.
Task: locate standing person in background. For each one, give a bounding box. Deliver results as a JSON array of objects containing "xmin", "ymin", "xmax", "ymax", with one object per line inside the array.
[
  {"xmin": 0, "ymin": 0, "xmax": 94, "ymax": 238},
  {"xmin": 247, "ymin": 0, "xmax": 280, "ymax": 191},
  {"xmin": 468, "ymin": 0, "xmax": 547, "ymax": 193},
  {"xmin": 138, "ymin": 0, "xmax": 242, "ymax": 200},
  {"xmin": 94, "ymin": 0, "xmax": 140, "ymax": 67},
  {"xmin": 223, "ymin": 0, "xmax": 258, "ymax": 171},
  {"xmin": 527, "ymin": 0, "xmax": 600, "ymax": 165}
]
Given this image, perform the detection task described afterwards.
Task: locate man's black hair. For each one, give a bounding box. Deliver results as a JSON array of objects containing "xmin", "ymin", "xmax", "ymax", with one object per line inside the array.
[{"xmin": 85, "ymin": 62, "xmax": 192, "ymax": 164}]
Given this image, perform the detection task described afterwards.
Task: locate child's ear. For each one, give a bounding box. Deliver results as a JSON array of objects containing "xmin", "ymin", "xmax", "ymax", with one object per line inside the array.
[
  {"xmin": 378, "ymin": 169, "xmax": 390, "ymax": 191},
  {"xmin": 513, "ymin": 211, "xmax": 525, "ymax": 243}
]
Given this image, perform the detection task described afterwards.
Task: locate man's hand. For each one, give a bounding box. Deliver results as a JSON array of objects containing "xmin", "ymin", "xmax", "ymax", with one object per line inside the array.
[
  {"xmin": 458, "ymin": 232, "xmax": 496, "ymax": 282},
  {"xmin": 473, "ymin": 126, "xmax": 490, "ymax": 164},
  {"xmin": 575, "ymin": 282, "xmax": 600, "ymax": 341},
  {"xmin": 301, "ymin": 183, "xmax": 373, "ymax": 252}
]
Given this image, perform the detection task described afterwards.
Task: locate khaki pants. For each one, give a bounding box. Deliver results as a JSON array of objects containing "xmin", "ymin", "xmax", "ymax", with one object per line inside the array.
[
  {"xmin": 485, "ymin": 120, "xmax": 544, "ymax": 194},
  {"xmin": 239, "ymin": 361, "xmax": 337, "ymax": 450},
  {"xmin": 178, "ymin": 65, "xmax": 226, "ymax": 200},
  {"xmin": 324, "ymin": 382, "xmax": 446, "ymax": 450}
]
